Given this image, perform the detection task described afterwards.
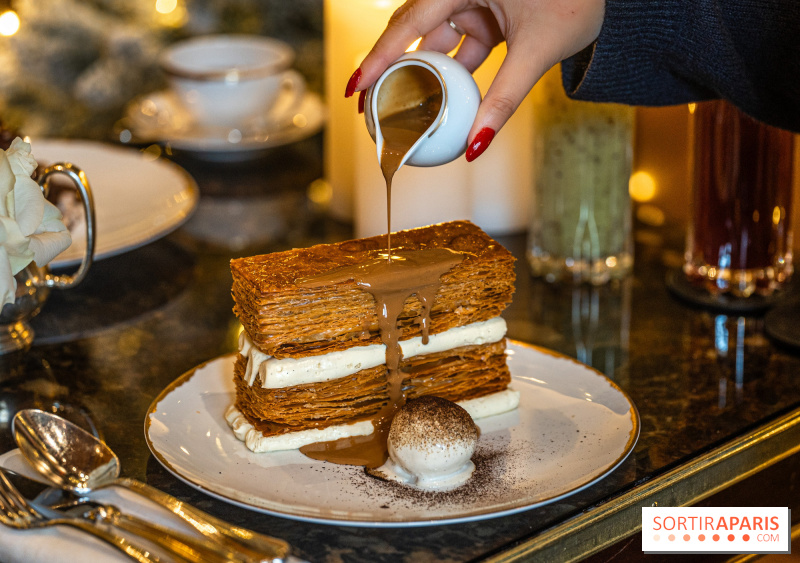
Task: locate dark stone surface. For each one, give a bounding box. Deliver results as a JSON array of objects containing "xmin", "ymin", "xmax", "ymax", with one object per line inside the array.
[
  {"xmin": 765, "ymin": 301, "xmax": 800, "ymax": 351},
  {"xmin": 1, "ymin": 155, "xmax": 799, "ymax": 561}
]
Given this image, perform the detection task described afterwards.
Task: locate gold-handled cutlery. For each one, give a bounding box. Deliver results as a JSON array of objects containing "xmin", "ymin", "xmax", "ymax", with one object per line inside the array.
[
  {"xmin": 12, "ymin": 409, "xmax": 291, "ymax": 563},
  {"xmin": 0, "ymin": 467, "xmax": 258, "ymax": 563},
  {"xmin": 0, "ymin": 467, "xmax": 164, "ymax": 563}
]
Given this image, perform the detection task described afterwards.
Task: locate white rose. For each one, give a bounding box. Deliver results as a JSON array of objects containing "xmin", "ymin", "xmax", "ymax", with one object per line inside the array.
[
  {"xmin": 6, "ymin": 137, "xmax": 37, "ymax": 177},
  {"xmin": 0, "ymin": 138, "xmax": 72, "ymax": 308}
]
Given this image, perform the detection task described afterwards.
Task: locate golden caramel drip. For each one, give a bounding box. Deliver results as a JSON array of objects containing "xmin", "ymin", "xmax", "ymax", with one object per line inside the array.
[{"xmin": 297, "ymin": 249, "xmax": 463, "ymax": 467}]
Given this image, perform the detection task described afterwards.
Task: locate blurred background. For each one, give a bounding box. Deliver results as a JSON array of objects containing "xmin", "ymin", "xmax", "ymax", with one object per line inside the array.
[
  {"xmin": 0, "ymin": 0, "xmax": 797, "ymax": 242},
  {"xmin": 0, "ymin": 0, "xmax": 323, "ymax": 138}
]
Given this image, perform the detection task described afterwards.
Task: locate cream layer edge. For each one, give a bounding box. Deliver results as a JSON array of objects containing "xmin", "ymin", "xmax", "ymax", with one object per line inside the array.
[
  {"xmin": 239, "ymin": 317, "xmax": 508, "ymax": 389},
  {"xmin": 225, "ymin": 388, "xmax": 521, "ymax": 453}
]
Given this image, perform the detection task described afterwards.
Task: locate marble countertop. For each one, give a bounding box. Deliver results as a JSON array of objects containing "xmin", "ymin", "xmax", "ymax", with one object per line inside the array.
[{"xmin": 2, "ymin": 141, "xmax": 799, "ymax": 562}]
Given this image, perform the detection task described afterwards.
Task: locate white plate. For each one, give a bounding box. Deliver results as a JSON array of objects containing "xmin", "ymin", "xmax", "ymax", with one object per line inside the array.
[
  {"xmin": 32, "ymin": 139, "xmax": 199, "ymax": 269},
  {"xmin": 123, "ymin": 90, "xmax": 325, "ymax": 162},
  {"xmin": 145, "ymin": 341, "xmax": 639, "ymax": 527}
]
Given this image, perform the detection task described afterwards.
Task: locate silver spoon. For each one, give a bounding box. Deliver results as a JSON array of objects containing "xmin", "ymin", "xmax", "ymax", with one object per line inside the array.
[{"xmin": 12, "ymin": 408, "xmax": 290, "ymax": 563}]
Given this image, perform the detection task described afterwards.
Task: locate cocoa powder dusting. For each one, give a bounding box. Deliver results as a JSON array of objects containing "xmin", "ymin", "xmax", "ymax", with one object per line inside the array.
[
  {"xmin": 355, "ymin": 442, "xmax": 522, "ymax": 506},
  {"xmin": 389, "ymin": 396, "xmax": 477, "ymax": 451}
]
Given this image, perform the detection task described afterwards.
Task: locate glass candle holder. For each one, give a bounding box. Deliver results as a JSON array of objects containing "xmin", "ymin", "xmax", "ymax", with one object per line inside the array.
[
  {"xmin": 684, "ymin": 100, "xmax": 795, "ymax": 297},
  {"xmin": 527, "ymin": 67, "xmax": 635, "ymax": 285}
]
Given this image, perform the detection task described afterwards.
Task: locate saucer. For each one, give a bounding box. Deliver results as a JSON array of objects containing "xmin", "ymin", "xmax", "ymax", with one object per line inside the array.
[{"xmin": 121, "ymin": 90, "xmax": 325, "ymax": 162}]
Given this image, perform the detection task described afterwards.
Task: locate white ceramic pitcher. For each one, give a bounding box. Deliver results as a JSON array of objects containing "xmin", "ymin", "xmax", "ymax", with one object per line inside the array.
[{"xmin": 364, "ymin": 50, "xmax": 481, "ymax": 170}]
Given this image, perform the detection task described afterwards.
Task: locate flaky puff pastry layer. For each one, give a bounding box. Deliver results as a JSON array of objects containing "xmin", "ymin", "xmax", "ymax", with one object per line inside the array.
[
  {"xmin": 231, "ymin": 221, "xmax": 515, "ymax": 360},
  {"xmin": 233, "ymin": 340, "xmax": 510, "ymax": 437}
]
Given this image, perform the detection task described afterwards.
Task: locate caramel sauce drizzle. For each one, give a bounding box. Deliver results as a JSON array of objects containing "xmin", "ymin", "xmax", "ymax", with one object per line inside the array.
[
  {"xmin": 299, "ymin": 67, "xmax": 455, "ymax": 467},
  {"xmin": 298, "ymin": 249, "xmax": 462, "ymax": 467}
]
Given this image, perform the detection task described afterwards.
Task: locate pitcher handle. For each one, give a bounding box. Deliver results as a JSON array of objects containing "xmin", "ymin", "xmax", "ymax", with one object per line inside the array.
[{"xmin": 36, "ymin": 162, "xmax": 96, "ymax": 289}]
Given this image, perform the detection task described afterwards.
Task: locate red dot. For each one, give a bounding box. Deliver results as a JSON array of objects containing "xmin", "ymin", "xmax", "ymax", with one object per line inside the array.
[
  {"xmin": 698, "ymin": 534, "xmax": 706, "ymax": 541},
  {"xmin": 728, "ymin": 534, "xmax": 735, "ymax": 541},
  {"xmin": 713, "ymin": 534, "xmax": 720, "ymax": 541},
  {"xmin": 683, "ymin": 534, "xmax": 690, "ymax": 541},
  {"xmin": 743, "ymin": 534, "xmax": 750, "ymax": 541},
  {"xmin": 668, "ymin": 534, "xmax": 676, "ymax": 541}
]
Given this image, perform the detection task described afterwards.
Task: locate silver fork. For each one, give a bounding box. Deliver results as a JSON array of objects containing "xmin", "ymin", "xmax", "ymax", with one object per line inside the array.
[
  {"xmin": 0, "ymin": 468, "xmax": 259, "ymax": 563},
  {"xmin": 0, "ymin": 468, "xmax": 166, "ymax": 563}
]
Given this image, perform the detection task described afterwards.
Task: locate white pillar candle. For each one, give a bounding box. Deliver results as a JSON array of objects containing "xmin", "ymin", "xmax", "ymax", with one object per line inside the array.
[
  {"xmin": 469, "ymin": 44, "xmax": 533, "ymax": 235},
  {"xmin": 324, "ymin": 0, "xmax": 403, "ymax": 221}
]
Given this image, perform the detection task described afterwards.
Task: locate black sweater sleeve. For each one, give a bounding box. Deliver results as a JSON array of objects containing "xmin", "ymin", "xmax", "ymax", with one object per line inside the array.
[{"xmin": 560, "ymin": 0, "xmax": 800, "ymax": 132}]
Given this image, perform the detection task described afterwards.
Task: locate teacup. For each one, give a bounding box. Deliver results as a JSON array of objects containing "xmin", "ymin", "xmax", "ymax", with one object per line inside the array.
[
  {"xmin": 363, "ymin": 50, "xmax": 481, "ymax": 168},
  {"xmin": 159, "ymin": 34, "xmax": 306, "ymax": 130}
]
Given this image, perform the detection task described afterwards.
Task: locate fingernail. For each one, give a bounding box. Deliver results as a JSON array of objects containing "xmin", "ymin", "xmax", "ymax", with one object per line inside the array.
[
  {"xmin": 358, "ymin": 90, "xmax": 366, "ymax": 114},
  {"xmin": 465, "ymin": 127, "xmax": 495, "ymax": 162},
  {"xmin": 345, "ymin": 68, "xmax": 362, "ymax": 98}
]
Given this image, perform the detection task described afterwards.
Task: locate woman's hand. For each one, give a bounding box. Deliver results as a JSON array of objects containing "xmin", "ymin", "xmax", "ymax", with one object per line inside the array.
[{"xmin": 346, "ymin": 0, "xmax": 605, "ymax": 160}]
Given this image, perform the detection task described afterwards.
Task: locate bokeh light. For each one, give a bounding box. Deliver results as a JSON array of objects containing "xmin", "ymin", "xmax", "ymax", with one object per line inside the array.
[
  {"xmin": 155, "ymin": 0, "xmax": 177, "ymax": 13},
  {"xmin": 0, "ymin": 11, "xmax": 20, "ymax": 36},
  {"xmin": 636, "ymin": 204, "xmax": 666, "ymax": 227},
  {"xmin": 154, "ymin": 0, "xmax": 187, "ymax": 27},
  {"xmin": 629, "ymin": 170, "xmax": 657, "ymax": 202}
]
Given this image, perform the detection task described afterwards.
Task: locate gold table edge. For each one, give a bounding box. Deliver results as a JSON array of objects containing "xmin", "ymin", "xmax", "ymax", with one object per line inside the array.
[{"xmin": 483, "ymin": 405, "xmax": 800, "ymax": 563}]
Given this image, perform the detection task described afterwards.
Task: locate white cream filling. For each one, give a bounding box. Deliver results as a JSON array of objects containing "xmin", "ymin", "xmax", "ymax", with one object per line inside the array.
[
  {"xmin": 239, "ymin": 317, "xmax": 508, "ymax": 389},
  {"xmin": 225, "ymin": 388, "xmax": 520, "ymax": 453},
  {"xmin": 458, "ymin": 388, "xmax": 521, "ymax": 420},
  {"xmin": 225, "ymin": 405, "xmax": 375, "ymax": 453}
]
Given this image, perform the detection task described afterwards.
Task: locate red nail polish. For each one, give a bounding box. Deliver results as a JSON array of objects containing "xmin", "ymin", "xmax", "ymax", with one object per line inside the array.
[
  {"xmin": 345, "ymin": 68, "xmax": 362, "ymax": 98},
  {"xmin": 358, "ymin": 90, "xmax": 366, "ymax": 114},
  {"xmin": 465, "ymin": 127, "xmax": 495, "ymax": 162}
]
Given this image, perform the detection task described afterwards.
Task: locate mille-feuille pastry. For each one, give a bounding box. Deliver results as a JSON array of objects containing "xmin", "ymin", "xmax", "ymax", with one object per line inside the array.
[{"xmin": 225, "ymin": 220, "xmax": 520, "ymax": 452}]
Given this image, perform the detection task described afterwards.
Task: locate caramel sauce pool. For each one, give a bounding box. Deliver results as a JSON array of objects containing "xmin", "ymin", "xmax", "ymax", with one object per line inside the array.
[{"xmin": 300, "ymin": 66, "xmax": 454, "ymax": 468}]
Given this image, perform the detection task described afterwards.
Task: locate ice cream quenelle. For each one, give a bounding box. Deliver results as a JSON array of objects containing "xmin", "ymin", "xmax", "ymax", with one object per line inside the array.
[{"xmin": 368, "ymin": 396, "xmax": 479, "ymax": 491}]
